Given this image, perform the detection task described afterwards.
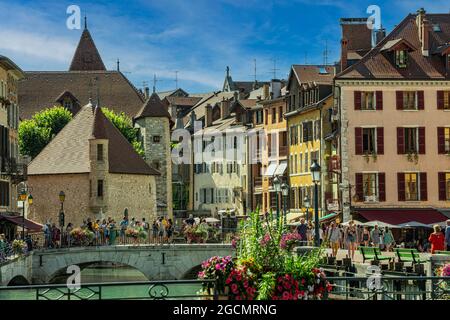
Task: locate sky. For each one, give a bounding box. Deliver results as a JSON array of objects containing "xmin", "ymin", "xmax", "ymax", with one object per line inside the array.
[{"xmin": 1, "ymin": 0, "xmax": 449, "ymax": 93}]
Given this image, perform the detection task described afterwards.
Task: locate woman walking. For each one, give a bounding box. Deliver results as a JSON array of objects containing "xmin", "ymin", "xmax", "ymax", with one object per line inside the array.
[
  {"xmin": 428, "ymin": 225, "xmax": 445, "ymax": 254},
  {"xmin": 327, "ymin": 222, "xmax": 341, "ymax": 258},
  {"xmin": 362, "ymin": 227, "xmax": 370, "ymax": 247},
  {"xmin": 345, "ymin": 221, "xmax": 357, "ymax": 260},
  {"xmin": 383, "ymin": 227, "xmax": 394, "ymax": 252}
]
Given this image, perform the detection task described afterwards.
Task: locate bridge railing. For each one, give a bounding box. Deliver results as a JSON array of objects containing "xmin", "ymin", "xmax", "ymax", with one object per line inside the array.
[{"xmin": 0, "ymin": 279, "xmax": 220, "ymax": 300}]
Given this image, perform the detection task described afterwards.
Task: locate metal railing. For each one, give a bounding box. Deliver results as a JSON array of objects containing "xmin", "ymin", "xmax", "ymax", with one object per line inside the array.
[
  {"xmin": 0, "ymin": 279, "xmax": 219, "ymax": 300},
  {"xmin": 324, "ymin": 276, "xmax": 450, "ymax": 300}
]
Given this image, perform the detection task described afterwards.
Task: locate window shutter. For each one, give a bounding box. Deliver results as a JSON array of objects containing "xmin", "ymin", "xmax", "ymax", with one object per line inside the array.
[
  {"xmin": 418, "ymin": 127, "xmax": 426, "ymax": 154},
  {"xmin": 438, "ymin": 172, "xmax": 446, "ymax": 201},
  {"xmin": 376, "ymin": 91, "xmax": 383, "ymax": 110},
  {"xmin": 377, "ymin": 127, "xmax": 384, "ymax": 155},
  {"xmin": 437, "ymin": 91, "xmax": 444, "ymax": 109},
  {"xmin": 420, "ymin": 172, "xmax": 427, "ymax": 201},
  {"xmin": 437, "ymin": 127, "xmax": 445, "ymax": 154},
  {"xmin": 396, "ymin": 91, "xmax": 403, "ymax": 110},
  {"xmin": 378, "ymin": 173, "xmax": 386, "ymax": 202},
  {"xmin": 397, "ymin": 127, "xmax": 405, "ymax": 154},
  {"xmin": 354, "ymin": 91, "xmax": 361, "ymax": 110},
  {"xmin": 397, "ymin": 173, "xmax": 405, "ymax": 201},
  {"xmin": 355, "ymin": 127, "xmax": 363, "ymax": 155},
  {"xmin": 417, "ymin": 91, "xmax": 425, "ymax": 110},
  {"xmin": 355, "ymin": 173, "xmax": 363, "ymax": 202}
]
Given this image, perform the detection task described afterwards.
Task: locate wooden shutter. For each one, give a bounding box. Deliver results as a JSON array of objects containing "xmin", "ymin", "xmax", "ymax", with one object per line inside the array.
[
  {"xmin": 418, "ymin": 127, "xmax": 426, "ymax": 154},
  {"xmin": 437, "ymin": 91, "xmax": 444, "ymax": 109},
  {"xmin": 376, "ymin": 91, "xmax": 383, "ymax": 110},
  {"xmin": 396, "ymin": 91, "xmax": 403, "ymax": 110},
  {"xmin": 355, "ymin": 127, "xmax": 363, "ymax": 155},
  {"xmin": 420, "ymin": 172, "xmax": 427, "ymax": 201},
  {"xmin": 437, "ymin": 127, "xmax": 445, "ymax": 154},
  {"xmin": 397, "ymin": 173, "xmax": 406, "ymax": 201},
  {"xmin": 377, "ymin": 127, "xmax": 384, "ymax": 155},
  {"xmin": 417, "ymin": 91, "xmax": 425, "ymax": 110},
  {"xmin": 397, "ymin": 127, "xmax": 405, "ymax": 154},
  {"xmin": 438, "ymin": 172, "xmax": 447, "ymax": 201},
  {"xmin": 355, "ymin": 173, "xmax": 364, "ymax": 202},
  {"xmin": 354, "ymin": 91, "xmax": 361, "ymax": 110},
  {"xmin": 378, "ymin": 173, "xmax": 386, "ymax": 202}
]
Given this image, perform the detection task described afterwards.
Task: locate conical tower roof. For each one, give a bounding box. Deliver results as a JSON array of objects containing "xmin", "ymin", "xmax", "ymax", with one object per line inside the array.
[{"xmin": 135, "ymin": 92, "xmax": 171, "ymax": 120}]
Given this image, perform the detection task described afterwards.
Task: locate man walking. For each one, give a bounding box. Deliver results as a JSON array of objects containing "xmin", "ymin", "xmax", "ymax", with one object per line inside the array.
[
  {"xmin": 296, "ymin": 218, "xmax": 307, "ymax": 245},
  {"xmin": 445, "ymin": 220, "xmax": 450, "ymax": 251},
  {"xmin": 371, "ymin": 225, "xmax": 381, "ymax": 248}
]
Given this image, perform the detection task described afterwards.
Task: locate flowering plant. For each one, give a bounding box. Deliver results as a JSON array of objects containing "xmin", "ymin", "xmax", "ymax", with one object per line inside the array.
[
  {"xmin": 12, "ymin": 239, "xmax": 26, "ymax": 255},
  {"xmin": 434, "ymin": 263, "xmax": 450, "ymax": 300},
  {"xmin": 70, "ymin": 228, "xmax": 94, "ymax": 245},
  {"xmin": 280, "ymin": 232, "xmax": 302, "ymax": 251},
  {"xmin": 198, "ymin": 256, "xmax": 234, "ymax": 294},
  {"xmin": 125, "ymin": 227, "xmax": 139, "ymax": 238},
  {"xmin": 184, "ymin": 224, "xmax": 208, "ymax": 243},
  {"xmin": 225, "ymin": 265, "xmax": 257, "ymax": 300}
]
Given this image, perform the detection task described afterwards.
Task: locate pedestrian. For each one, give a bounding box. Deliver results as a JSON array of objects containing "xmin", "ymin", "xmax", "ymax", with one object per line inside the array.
[
  {"xmin": 296, "ymin": 218, "xmax": 307, "ymax": 245},
  {"xmin": 142, "ymin": 218, "xmax": 150, "ymax": 244},
  {"xmin": 120, "ymin": 216, "xmax": 128, "ymax": 244},
  {"xmin": 306, "ymin": 221, "xmax": 313, "ymax": 245},
  {"xmin": 152, "ymin": 220, "xmax": 159, "ymax": 244},
  {"xmin": 185, "ymin": 214, "xmax": 195, "ymax": 226},
  {"xmin": 428, "ymin": 225, "xmax": 445, "ymax": 254},
  {"xmin": 445, "ymin": 220, "xmax": 450, "ymax": 251},
  {"xmin": 345, "ymin": 221, "xmax": 357, "ymax": 259},
  {"xmin": 51, "ymin": 223, "xmax": 60, "ymax": 248},
  {"xmin": 383, "ymin": 227, "xmax": 395, "ymax": 252},
  {"xmin": 109, "ymin": 220, "xmax": 117, "ymax": 245},
  {"xmin": 0, "ymin": 234, "xmax": 7, "ymax": 261},
  {"xmin": 371, "ymin": 225, "xmax": 381, "ymax": 248},
  {"xmin": 311, "ymin": 223, "xmax": 324, "ymax": 245},
  {"xmin": 166, "ymin": 219, "xmax": 174, "ymax": 244},
  {"xmin": 66, "ymin": 223, "xmax": 73, "ymax": 247},
  {"xmin": 94, "ymin": 219, "xmax": 100, "ymax": 245},
  {"xmin": 327, "ymin": 222, "xmax": 341, "ymax": 258},
  {"xmin": 158, "ymin": 217, "xmax": 165, "ymax": 244},
  {"xmin": 362, "ymin": 227, "xmax": 370, "ymax": 247},
  {"xmin": 42, "ymin": 222, "xmax": 51, "ymax": 248}
]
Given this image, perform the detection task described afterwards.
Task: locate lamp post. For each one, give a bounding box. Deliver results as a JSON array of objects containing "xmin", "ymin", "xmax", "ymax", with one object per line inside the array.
[
  {"xmin": 59, "ymin": 191, "xmax": 65, "ymax": 247},
  {"xmin": 18, "ymin": 190, "xmax": 27, "ymax": 240},
  {"xmin": 310, "ymin": 160, "xmax": 321, "ymax": 247},
  {"xmin": 273, "ymin": 175, "xmax": 281, "ymax": 223},
  {"xmin": 281, "ymin": 182, "xmax": 289, "ymax": 226},
  {"xmin": 303, "ymin": 195, "xmax": 310, "ymax": 222}
]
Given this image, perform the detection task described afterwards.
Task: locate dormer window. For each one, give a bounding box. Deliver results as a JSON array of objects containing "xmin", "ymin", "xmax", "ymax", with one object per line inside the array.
[
  {"xmin": 63, "ymin": 98, "xmax": 73, "ymax": 110},
  {"xmin": 395, "ymin": 50, "xmax": 408, "ymax": 68}
]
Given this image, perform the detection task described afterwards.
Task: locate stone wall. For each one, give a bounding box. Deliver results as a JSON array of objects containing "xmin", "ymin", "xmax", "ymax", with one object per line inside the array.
[{"xmin": 0, "ymin": 254, "xmax": 33, "ymax": 286}]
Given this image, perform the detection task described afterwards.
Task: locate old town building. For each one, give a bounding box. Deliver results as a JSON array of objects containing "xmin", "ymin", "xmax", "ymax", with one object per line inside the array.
[{"xmin": 335, "ymin": 8, "xmax": 450, "ymax": 224}]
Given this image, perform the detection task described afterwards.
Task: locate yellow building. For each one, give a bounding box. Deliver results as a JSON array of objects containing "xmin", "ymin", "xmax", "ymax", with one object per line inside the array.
[{"xmin": 285, "ymin": 65, "xmax": 337, "ymax": 221}]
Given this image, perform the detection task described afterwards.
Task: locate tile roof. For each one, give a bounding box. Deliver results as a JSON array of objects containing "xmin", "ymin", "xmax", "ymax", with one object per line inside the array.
[
  {"xmin": 69, "ymin": 28, "xmax": 106, "ymax": 71},
  {"xmin": 289, "ymin": 65, "xmax": 335, "ymax": 87},
  {"xmin": 28, "ymin": 103, "xmax": 159, "ymax": 176},
  {"xmin": 18, "ymin": 71, "xmax": 145, "ymax": 119},
  {"xmin": 135, "ymin": 92, "xmax": 171, "ymax": 120},
  {"xmin": 156, "ymin": 88, "xmax": 188, "ymax": 100},
  {"xmin": 164, "ymin": 96, "xmax": 202, "ymax": 107},
  {"xmin": 337, "ymin": 13, "xmax": 450, "ymax": 79}
]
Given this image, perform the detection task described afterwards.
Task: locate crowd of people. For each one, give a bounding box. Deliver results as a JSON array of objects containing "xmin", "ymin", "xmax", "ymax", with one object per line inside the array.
[{"xmin": 294, "ymin": 218, "xmax": 450, "ymax": 259}]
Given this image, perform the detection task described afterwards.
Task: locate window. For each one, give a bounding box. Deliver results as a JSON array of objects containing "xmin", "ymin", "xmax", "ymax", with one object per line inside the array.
[
  {"xmin": 445, "ymin": 128, "xmax": 450, "ymax": 153},
  {"xmin": 395, "ymin": 50, "xmax": 408, "ymax": 68},
  {"xmin": 0, "ymin": 181, "xmax": 9, "ymax": 207},
  {"xmin": 443, "ymin": 91, "xmax": 450, "ymax": 110},
  {"xmin": 299, "ymin": 154, "xmax": 302, "ymax": 173},
  {"xmin": 314, "ymin": 120, "xmax": 321, "ymax": 140},
  {"xmin": 272, "ymin": 108, "xmax": 276, "ymax": 123},
  {"xmin": 97, "ymin": 180, "xmax": 104, "ymax": 198},
  {"xmin": 97, "ymin": 144, "xmax": 104, "ymax": 161},
  {"xmin": 363, "ymin": 173, "xmax": 378, "ymax": 200},
  {"xmin": 278, "ymin": 106, "xmax": 283, "ymax": 122},
  {"xmin": 63, "ymin": 99, "xmax": 73, "ymax": 110},
  {"xmin": 302, "ymin": 121, "xmax": 313, "ymax": 142},
  {"xmin": 361, "ymin": 92, "xmax": 375, "ymax": 110},
  {"xmin": 405, "ymin": 173, "xmax": 418, "ymax": 201},
  {"xmin": 403, "ymin": 91, "xmax": 417, "ymax": 110},
  {"xmin": 153, "ymin": 135, "xmax": 161, "ymax": 143},
  {"xmin": 152, "ymin": 160, "xmax": 160, "ymax": 170},
  {"xmin": 446, "ymin": 173, "xmax": 450, "ymax": 200},
  {"xmin": 255, "ymin": 110, "xmax": 263, "ymax": 124},
  {"xmin": 404, "ymin": 127, "xmax": 418, "ymax": 153},
  {"xmin": 264, "ymin": 109, "xmax": 268, "ymax": 125},
  {"xmin": 362, "ymin": 128, "xmax": 376, "ymax": 153},
  {"xmin": 304, "ymin": 152, "xmax": 309, "ymax": 172},
  {"xmin": 294, "ymin": 154, "xmax": 297, "ymax": 173}
]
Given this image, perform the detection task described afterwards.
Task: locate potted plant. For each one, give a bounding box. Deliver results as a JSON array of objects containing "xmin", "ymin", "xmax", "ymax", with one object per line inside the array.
[{"xmin": 12, "ymin": 239, "xmax": 26, "ymax": 256}]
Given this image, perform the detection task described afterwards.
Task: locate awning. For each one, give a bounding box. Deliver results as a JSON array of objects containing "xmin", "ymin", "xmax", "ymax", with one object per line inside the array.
[
  {"xmin": 274, "ymin": 161, "xmax": 288, "ymax": 175},
  {"xmin": 286, "ymin": 211, "xmax": 305, "ymax": 222},
  {"xmin": 264, "ymin": 162, "xmax": 278, "ymax": 176},
  {"xmin": 0, "ymin": 215, "xmax": 43, "ymax": 232},
  {"xmin": 398, "ymin": 221, "xmax": 432, "ymax": 228},
  {"xmin": 357, "ymin": 208, "xmax": 448, "ymax": 225},
  {"xmin": 319, "ymin": 212, "xmax": 338, "ymax": 222}
]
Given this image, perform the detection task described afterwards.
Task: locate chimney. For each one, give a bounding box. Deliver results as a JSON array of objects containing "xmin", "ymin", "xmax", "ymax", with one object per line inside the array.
[
  {"xmin": 422, "ymin": 18, "xmax": 431, "ymax": 56},
  {"xmin": 233, "ymin": 91, "xmax": 239, "ymax": 102},
  {"xmin": 374, "ymin": 28, "xmax": 386, "ymax": 45},
  {"xmin": 341, "ymin": 38, "xmax": 348, "ymax": 71},
  {"xmin": 205, "ymin": 104, "xmax": 213, "ymax": 127},
  {"xmin": 144, "ymin": 86, "xmax": 150, "ymax": 99},
  {"xmin": 221, "ymin": 99, "xmax": 230, "ymax": 119},
  {"xmin": 270, "ymin": 79, "xmax": 282, "ymax": 99}
]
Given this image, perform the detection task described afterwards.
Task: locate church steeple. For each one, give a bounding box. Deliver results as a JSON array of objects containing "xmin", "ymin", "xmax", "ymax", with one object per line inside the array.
[{"xmin": 69, "ymin": 19, "xmax": 106, "ymax": 71}]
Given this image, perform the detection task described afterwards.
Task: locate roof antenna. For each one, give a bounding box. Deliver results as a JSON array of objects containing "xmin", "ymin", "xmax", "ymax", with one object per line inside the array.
[
  {"xmin": 152, "ymin": 74, "xmax": 163, "ymax": 93},
  {"xmin": 84, "ymin": 15, "xmax": 87, "ymax": 30},
  {"xmin": 116, "ymin": 58, "xmax": 120, "ymax": 72},
  {"xmin": 323, "ymin": 40, "xmax": 330, "ymax": 66},
  {"xmin": 270, "ymin": 58, "xmax": 279, "ymax": 79},
  {"xmin": 174, "ymin": 71, "xmax": 179, "ymax": 89}
]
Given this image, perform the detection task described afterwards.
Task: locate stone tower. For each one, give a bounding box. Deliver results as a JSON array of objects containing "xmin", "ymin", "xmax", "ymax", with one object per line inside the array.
[{"xmin": 134, "ymin": 93, "xmax": 173, "ymax": 218}]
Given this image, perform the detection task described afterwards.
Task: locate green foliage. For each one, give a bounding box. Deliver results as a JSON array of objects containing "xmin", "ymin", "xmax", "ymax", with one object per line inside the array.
[
  {"xmin": 18, "ymin": 106, "xmax": 72, "ymax": 158},
  {"xmin": 102, "ymin": 108, "xmax": 145, "ymax": 157},
  {"xmin": 257, "ymin": 272, "xmax": 276, "ymax": 300}
]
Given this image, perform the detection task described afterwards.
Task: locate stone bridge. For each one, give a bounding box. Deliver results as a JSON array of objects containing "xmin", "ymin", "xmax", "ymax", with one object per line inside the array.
[{"xmin": 0, "ymin": 244, "xmax": 234, "ymax": 285}]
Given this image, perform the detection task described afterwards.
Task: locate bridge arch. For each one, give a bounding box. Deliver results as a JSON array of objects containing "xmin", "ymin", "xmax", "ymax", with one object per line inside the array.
[{"xmin": 7, "ymin": 275, "xmax": 30, "ymax": 286}]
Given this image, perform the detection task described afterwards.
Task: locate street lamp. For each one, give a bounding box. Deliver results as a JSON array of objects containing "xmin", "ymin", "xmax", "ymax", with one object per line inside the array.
[
  {"xmin": 310, "ymin": 159, "xmax": 321, "ymax": 247},
  {"xmin": 19, "ymin": 189, "xmax": 27, "ymax": 240},
  {"xmin": 303, "ymin": 195, "xmax": 310, "ymax": 222},
  {"xmin": 59, "ymin": 191, "xmax": 65, "ymax": 247},
  {"xmin": 281, "ymin": 182, "xmax": 289, "ymax": 226},
  {"xmin": 273, "ymin": 175, "xmax": 281, "ymax": 223}
]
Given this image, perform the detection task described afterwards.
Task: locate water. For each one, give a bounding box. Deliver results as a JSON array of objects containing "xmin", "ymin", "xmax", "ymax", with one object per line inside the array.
[{"xmin": 0, "ymin": 264, "xmax": 203, "ymax": 300}]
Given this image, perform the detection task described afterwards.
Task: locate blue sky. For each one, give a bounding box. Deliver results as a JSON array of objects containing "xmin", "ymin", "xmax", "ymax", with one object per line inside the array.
[{"xmin": 1, "ymin": 0, "xmax": 449, "ymax": 93}]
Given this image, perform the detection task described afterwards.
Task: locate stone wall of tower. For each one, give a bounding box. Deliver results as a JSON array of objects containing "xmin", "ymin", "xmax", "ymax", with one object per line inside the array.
[{"xmin": 135, "ymin": 117, "xmax": 173, "ymax": 218}]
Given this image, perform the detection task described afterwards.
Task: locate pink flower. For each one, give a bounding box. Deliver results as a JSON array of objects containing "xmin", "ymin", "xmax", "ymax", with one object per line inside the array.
[
  {"xmin": 231, "ymin": 283, "xmax": 238, "ymax": 293},
  {"xmin": 243, "ymin": 281, "xmax": 249, "ymax": 288},
  {"xmin": 282, "ymin": 291, "xmax": 290, "ymax": 300}
]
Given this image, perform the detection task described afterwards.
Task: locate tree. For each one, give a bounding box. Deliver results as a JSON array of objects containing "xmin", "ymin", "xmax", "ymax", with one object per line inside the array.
[
  {"xmin": 101, "ymin": 108, "xmax": 144, "ymax": 157},
  {"xmin": 18, "ymin": 106, "xmax": 72, "ymax": 158}
]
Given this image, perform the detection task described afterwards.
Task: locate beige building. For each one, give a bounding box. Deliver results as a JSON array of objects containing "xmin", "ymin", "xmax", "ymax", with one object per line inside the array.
[
  {"xmin": 27, "ymin": 102, "xmax": 159, "ymax": 227},
  {"xmin": 335, "ymin": 9, "xmax": 450, "ymax": 224}
]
